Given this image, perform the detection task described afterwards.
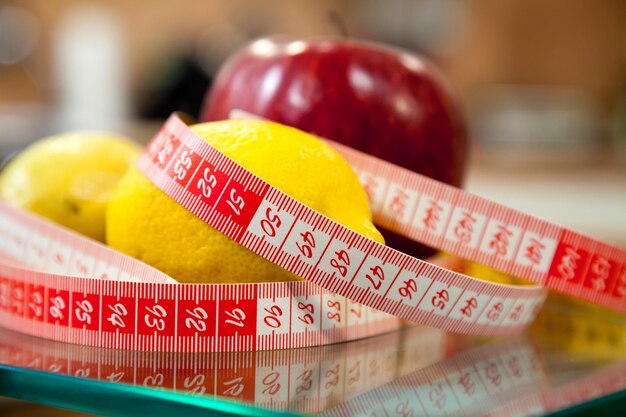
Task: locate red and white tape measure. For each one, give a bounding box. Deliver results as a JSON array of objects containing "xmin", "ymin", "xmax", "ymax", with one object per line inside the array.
[
  {"xmin": 0, "ymin": 112, "xmax": 624, "ymax": 352},
  {"xmin": 0, "ymin": 206, "xmax": 400, "ymax": 352}
]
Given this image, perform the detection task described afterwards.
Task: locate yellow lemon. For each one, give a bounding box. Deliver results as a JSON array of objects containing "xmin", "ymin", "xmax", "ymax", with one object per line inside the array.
[
  {"xmin": 0, "ymin": 132, "xmax": 142, "ymax": 242},
  {"xmin": 106, "ymin": 120, "xmax": 384, "ymax": 283}
]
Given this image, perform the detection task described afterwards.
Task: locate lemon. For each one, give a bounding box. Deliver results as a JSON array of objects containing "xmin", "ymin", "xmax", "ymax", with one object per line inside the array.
[
  {"xmin": 106, "ymin": 120, "xmax": 384, "ymax": 283},
  {"xmin": 0, "ymin": 132, "xmax": 142, "ymax": 242}
]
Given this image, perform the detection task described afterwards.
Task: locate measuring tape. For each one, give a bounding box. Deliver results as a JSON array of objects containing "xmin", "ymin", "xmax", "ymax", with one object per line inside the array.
[
  {"xmin": 0, "ymin": 207, "xmax": 401, "ymax": 352},
  {"xmin": 329, "ymin": 140, "xmax": 626, "ymax": 310},
  {"xmin": 228, "ymin": 108, "xmax": 626, "ymax": 310},
  {"xmin": 0, "ymin": 112, "xmax": 624, "ymax": 352}
]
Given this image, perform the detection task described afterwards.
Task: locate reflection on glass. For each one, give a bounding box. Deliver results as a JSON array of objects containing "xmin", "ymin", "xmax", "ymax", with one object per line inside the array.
[
  {"xmin": 1, "ymin": 295, "xmax": 626, "ymax": 417},
  {"xmin": 0, "ymin": 325, "xmax": 447, "ymax": 413},
  {"xmin": 322, "ymin": 335, "xmax": 544, "ymax": 417},
  {"xmin": 532, "ymin": 294, "xmax": 626, "ymax": 363}
]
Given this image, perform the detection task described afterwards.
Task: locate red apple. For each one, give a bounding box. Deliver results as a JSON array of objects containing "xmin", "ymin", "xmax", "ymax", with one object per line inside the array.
[{"xmin": 201, "ymin": 36, "xmax": 467, "ymax": 259}]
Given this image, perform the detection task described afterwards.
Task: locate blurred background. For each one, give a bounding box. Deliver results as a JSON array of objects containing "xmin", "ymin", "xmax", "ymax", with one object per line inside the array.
[
  {"xmin": 2, "ymin": 0, "xmax": 626, "ymax": 158},
  {"xmin": 0, "ymin": 0, "xmax": 625, "ymax": 240}
]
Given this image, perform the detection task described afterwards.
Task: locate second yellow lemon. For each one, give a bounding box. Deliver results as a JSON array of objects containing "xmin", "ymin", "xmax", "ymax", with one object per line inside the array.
[
  {"xmin": 0, "ymin": 132, "xmax": 141, "ymax": 242},
  {"xmin": 106, "ymin": 120, "xmax": 384, "ymax": 283}
]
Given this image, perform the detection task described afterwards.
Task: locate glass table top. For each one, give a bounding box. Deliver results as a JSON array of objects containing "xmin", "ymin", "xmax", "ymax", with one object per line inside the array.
[{"xmin": 1, "ymin": 293, "xmax": 625, "ymax": 417}]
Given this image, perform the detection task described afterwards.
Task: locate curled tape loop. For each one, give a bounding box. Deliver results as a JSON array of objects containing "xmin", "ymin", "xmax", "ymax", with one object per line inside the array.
[{"xmin": 137, "ymin": 114, "xmax": 545, "ymax": 335}]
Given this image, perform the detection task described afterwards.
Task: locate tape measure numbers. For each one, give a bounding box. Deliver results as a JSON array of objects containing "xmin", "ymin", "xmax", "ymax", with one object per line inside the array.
[{"xmin": 138, "ymin": 114, "xmax": 546, "ymax": 336}]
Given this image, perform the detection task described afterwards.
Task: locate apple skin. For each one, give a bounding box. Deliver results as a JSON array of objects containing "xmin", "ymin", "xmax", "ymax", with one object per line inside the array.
[{"xmin": 201, "ymin": 37, "xmax": 467, "ymax": 259}]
